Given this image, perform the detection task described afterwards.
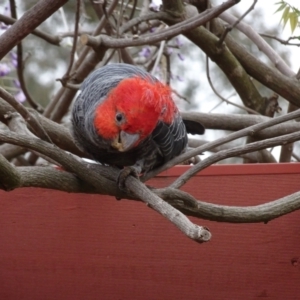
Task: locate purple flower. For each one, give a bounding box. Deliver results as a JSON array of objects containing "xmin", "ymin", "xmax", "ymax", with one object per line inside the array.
[
  {"xmin": 139, "ymin": 47, "xmax": 151, "ymax": 58},
  {"xmin": 10, "ymin": 52, "xmax": 18, "ymax": 68},
  {"xmin": 0, "ymin": 63, "xmax": 11, "ymax": 76},
  {"xmin": 13, "ymin": 79, "xmax": 21, "ymax": 88},
  {"xmin": 177, "ymin": 53, "xmax": 185, "ymax": 61},
  {"xmin": 166, "ymin": 47, "xmax": 173, "ymax": 55},
  {"xmin": 175, "ymin": 37, "xmax": 184, "ymax": 47},
  {"xmin": 15, "ymin": 90, "xmax": 26, "ymax": 103}
]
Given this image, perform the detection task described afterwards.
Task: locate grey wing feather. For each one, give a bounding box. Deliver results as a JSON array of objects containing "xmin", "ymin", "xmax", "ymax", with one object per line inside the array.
[{"xmin": 151, "ymin": 113, "xmax": 187, "ymax": 163}]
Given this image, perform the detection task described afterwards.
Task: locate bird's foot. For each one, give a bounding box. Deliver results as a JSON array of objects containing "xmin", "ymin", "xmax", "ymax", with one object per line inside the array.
[{"xmin": 117, "ymin": 166, "xmax": 141, "ymax": 190}]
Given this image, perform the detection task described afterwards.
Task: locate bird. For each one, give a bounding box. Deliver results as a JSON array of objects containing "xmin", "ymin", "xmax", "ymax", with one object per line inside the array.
[{"xmin": 71, "ymin": 63, "xmax": 204, "ymax": 187}]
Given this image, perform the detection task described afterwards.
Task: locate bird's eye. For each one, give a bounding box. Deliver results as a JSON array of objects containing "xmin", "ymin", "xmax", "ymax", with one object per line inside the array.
[{"xmin": 115, "ymin": 113, "xmax": 123, "ymax": 123}]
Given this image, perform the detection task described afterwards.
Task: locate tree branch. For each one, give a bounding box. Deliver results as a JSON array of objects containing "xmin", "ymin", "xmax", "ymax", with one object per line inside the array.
[
  {"xmin": 144, "ymin": 109, "xmax": 300, "ymax": 181},
  {"xmin": 0, "ymin": 0, "xmax": 68, "ymax": 60},
  {"xmin": 171, "ymin": 130, "xmax": 300, "ymax": 189},
  {"xmin": 80, "ymin": 0, "xmax": 239, "ymax": 49},
  {"xmin": 156, "ymin": 187, "xmax": 300, "ymax": 223},
  {"xmin": 0, "ymin": 152, "xmax": 20, "ymax": 190},
  {"xmin": 0, "ymin": 129, "xmax": 211, "ymax": 242},
  {"xmin": 211, "ymin": 18, "xmax": 300, "ymax": 107},
  {"xmin": 0, "ymin": 13, "xmax": 61, "ymax": 46}
]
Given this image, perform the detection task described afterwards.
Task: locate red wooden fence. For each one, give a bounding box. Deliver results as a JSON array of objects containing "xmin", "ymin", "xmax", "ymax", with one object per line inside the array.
[{"xmin": 0, "ymin": 164, "xmax": 300, "ymax": 299}]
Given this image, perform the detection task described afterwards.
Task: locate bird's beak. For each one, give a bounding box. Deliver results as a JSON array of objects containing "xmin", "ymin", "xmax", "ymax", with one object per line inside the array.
[{"xmin": 111, "ymin": 131, "xmax": 140, "ymax": 152}]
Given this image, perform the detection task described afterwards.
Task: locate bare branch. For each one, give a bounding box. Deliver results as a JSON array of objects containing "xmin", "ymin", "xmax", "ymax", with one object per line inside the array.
[
  {"xmin": 188, "ymin": 138, "xmax": 276, "ymax": 163},
  {"xmin": 1, "ymin": 162, "xmax": 299, "ymax": 225},
  {"xmin": 171, "ymin": 130, "xmax": 300, "ymax": 189},
  {"xmin": 0, "ymin": 88, "xmax": 52, "ymax": 143},
  {"xmin": 143, "ymin": 109, "xmax": 300, "ymax": 181},
  {"xmin": 0, "ymin": 152, "xmax": 20, "ymax": 190},
  {"xmin": 260, "ymin": 33, "xmax": 300, "ymax": 48},
  {"xmin": 0, "ymin": 0, "xmax": 68, "ymax": 60},
  {"xmin": 81, "ymin": 0, "xmax": 239, "ymax": 49},
  {"xmin": 217, "ymin": 0, "xmax": 257, "ymax": 46},
  {"xmin": 126, "ymin": 176, "xmax": 211, "ymax": 243},
  {"xmin": 0, "ymin": 13, "xmax": 61, "ymax": 46},
  {"xmin": 156, "ymin": 187, "xmax": 300, "ymax": 223},
  {"xmin": 180, "ymin": 111, "xmax": 300, "ymax": 140},
  {"xmin": 9, "ymin": 0, "xmax": 43, "ymax": 112},
  {"xmin": 59, "ymin": 0, "xmax": 81, "ymax": 86},
  {"xmin": 211, "ymin": 18, "xmax": 300, "ymax": 107},
  {"xmin": 205, "ymin": 55, "xmax": 260, "ymax": 115},
  {"xmin": 220, "ymin": 12, "xmax": 295, "ymax": 77},
  {"xmin": 0, "ymin": 129, "xmax": 211, "ymax": 243}
]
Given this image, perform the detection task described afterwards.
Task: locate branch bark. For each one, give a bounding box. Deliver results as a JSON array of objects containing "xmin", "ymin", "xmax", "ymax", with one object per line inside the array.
[{"xmin": 0, "ymin": 0, "xmax": 68, "ymax": 59}]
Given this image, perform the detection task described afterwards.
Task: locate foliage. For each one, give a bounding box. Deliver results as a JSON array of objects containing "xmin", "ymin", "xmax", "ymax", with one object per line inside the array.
[{"xmin": 275, "ymin": 1, "xmax": 300, "ymax": 33}]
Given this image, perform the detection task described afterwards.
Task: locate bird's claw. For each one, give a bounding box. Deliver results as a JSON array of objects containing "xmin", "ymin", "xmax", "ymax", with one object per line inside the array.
[{"xmin": 117, "ymin": 166, "xmax": 140, "ymax": 190}]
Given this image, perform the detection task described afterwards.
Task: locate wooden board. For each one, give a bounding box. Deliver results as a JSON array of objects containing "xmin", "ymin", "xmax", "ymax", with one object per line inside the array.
[{"xmin": 0, "ymin": 164, "xmax": 300, "ymax": 299}]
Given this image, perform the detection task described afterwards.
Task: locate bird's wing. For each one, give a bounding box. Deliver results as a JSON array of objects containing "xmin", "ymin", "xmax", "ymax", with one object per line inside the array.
[{"xmin": 151, "ymin": 113, "xmax": 188, "ymax": 162}]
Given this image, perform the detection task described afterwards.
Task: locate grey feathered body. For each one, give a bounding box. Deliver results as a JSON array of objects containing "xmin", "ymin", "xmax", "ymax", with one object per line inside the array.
[{"xmin": 71, "ymin": 63, "xmax": 188, "ymax": 173}]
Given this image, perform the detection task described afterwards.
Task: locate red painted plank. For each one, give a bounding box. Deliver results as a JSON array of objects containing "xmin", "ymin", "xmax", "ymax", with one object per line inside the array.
[
  {"xmin": 159, "ymin": 162, "xmax": 300, "ymax": 176},
  {"xmin": 0, "ymin": 164, "xmax": 299, "ymax": 300}
]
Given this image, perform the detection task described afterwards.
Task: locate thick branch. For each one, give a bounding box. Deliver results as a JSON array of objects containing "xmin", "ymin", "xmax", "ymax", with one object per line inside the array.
[
  {"xmin": 0, "ymin": 88, "xmax": 51, "ymax": 143},
  {"xmin": 179, "ymin": 5, "xmax": 266, "ymax": 113},
  {"xmin": 0, "ymin": 131, "xmax": 211, "ymax": 243},
  {"xmin": 0, "ymin": 0, "xmax": 68, "ymax": 59},
  {"xmin": 219, "ymin": 11, "xmax": 295, "ymax": 77},
  {"xmin": 1, "ymin": 164, "xmax": 300, "ymax": 224},
  {"xmin": 0, "ymin": 13, "xmax": 61, "ymax": 45},
  {"xmin": 211, "ymin": 18, "xmax": 300, "ymax": 107},
  {"xmin": 0, "ymin": 153, "xmax": 20, "ymax": 190},
  {"xmin": 181, "ymin": 111, "xmax": 300, "ymax": 140}
]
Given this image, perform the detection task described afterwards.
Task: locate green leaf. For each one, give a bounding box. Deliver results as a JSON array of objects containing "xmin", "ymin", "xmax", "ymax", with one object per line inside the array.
[
  {"xmin": 281, "ymin": 6, "xmax": 290, "ymax": 28},
  {"xmin": 274, "ymin": 2, "xmax": 287, "ymax": 14},
  {"xmin": 289, "ymin": 11, "xmax": 299, "ymax": 33}
]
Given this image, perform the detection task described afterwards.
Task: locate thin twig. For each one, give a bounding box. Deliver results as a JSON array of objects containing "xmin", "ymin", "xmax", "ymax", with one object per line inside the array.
[
  {"xmin": 217, "ymin": 0, "xmax": 257, "ymax": 46},
  {"xmin": 142, "ymin": 109, "xmax": 300, "ymax": 181},
  {"xmin": 292, "ymin": 152, "xmax": 300, "ymax": 162},
  {"xmin": 151, "ymin": 40, "xmax": 166, "ymax": 75},
  {"xmin": 81, "ymin": 0, "xmax": 239, "ymax": 49},
  {"xmin": 260, "ymin": 33, "xmax": 300, "ymax": 47},
  {"xmin": 59, "ymin": 0, "xmax": 81, "ymax": 86},
  {"xmin": 9, "ymin": 0, "xmax": 43, "ymax": 112},
  {"xmin": 206, "ymin": 55, "xmax": 260, "ymax": 115},
  {"xmin": 129, "ymin": 0, "xmax": 138, "ymax": 20},
  {"xmin": 171, "ymin": 130, "xmax": 300, "ymax": 189}
]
